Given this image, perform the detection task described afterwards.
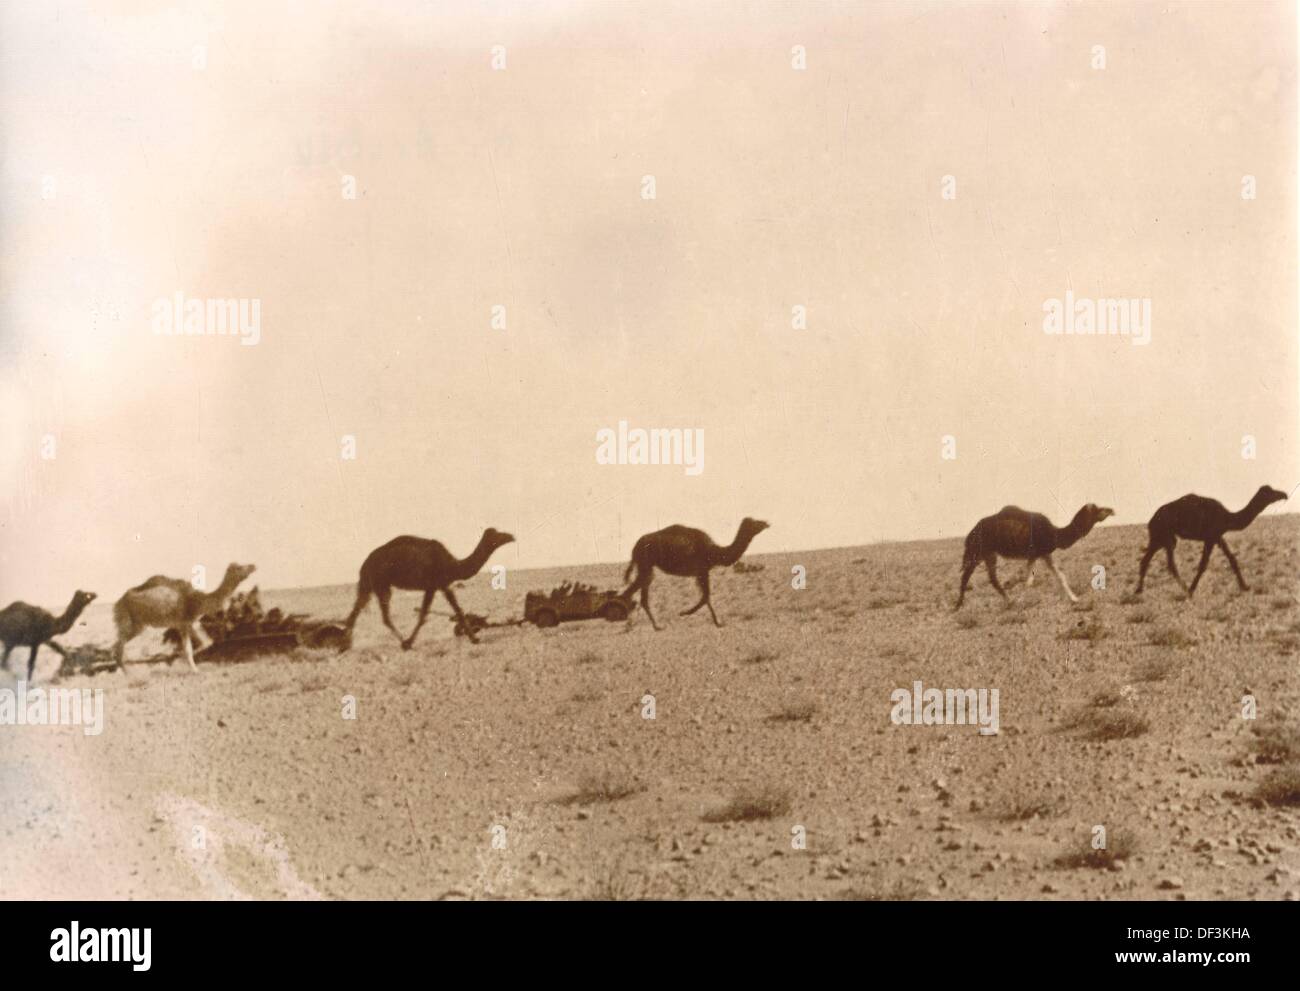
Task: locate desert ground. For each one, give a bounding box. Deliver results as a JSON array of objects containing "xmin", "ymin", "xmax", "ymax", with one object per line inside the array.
[{"xmin": 2, "ymin": 515, "xmax": 1298, "ymax": 901}]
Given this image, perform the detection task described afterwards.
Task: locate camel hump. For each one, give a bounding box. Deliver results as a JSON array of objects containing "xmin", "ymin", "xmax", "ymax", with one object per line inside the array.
[
  {"xmin": 997, "ymin": 505, "xmax": 1028, "ymax": 517},
  {"xmin": 129, "ymin": 574, "xmax": 182, "ymax": 593}
]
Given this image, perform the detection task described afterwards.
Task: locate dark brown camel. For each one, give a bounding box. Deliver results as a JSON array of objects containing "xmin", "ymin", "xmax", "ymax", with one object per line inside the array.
[
  {"xmin": 1135, "ymin": 485, "xmax": 1286, "ymax": 597},
  {"xmin": 621, "ymin": 517, "xmax": 769, "ymax": 630},
  {"xmin": 342, "ymin": 528, "xmax": 515, "ymax": 648},
  {"xmin": 956, "ymin": 504, "xmax": 1114, "ymax": 608},
  {"xmin": 0, "ymin": 590, "xmax": 97, "ymax": 679}
]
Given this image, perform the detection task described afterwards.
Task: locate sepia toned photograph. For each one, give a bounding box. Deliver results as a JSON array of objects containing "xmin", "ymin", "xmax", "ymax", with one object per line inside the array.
[{"xmin": 1, "ymin": 0, "xmax": 1297, "ymax": 972}]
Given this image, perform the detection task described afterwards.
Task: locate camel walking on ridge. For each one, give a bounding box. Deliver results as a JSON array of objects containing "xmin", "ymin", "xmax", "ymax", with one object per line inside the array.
[
  {"xmin": 342, "ymin": 528, "xmax": 515, "ymax": 649},
  {"xmin": 956, "ymin": 504, "xmax": 1113, "ymax": 608},
  {"xmin": 113, "ymin": 563, "xmax": 256, "ymax": 671},
  {"xmin": 1136, "ymin": 485, "xmax": 1286, "ymax": 597},
  {"xmin": 621, "ymin": 517, "xmax": 769, "ymax": 630},
  {"xmin": 0, "ymin": 590, "xmax": 97, "ymax": 680}
]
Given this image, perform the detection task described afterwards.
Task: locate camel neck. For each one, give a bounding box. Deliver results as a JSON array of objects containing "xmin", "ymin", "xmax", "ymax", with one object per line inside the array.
[
  {"xmin": 1054, "ymin": 513, "xmax": 1092, "ymax": 550},
  {"xmin": 715, "ymin": 530, "xmax": 754, "ymax": 566},
  {"xmin": 53, "ymin": 598, "xmax": 87, "ymax": 634},
  {"xmin": 454, "ymin": 540, "xmax": 495, "ymax": 580},
  {"xmin": 1227, "ymin": 497, "xmax": 1269, "ymax": 532}
]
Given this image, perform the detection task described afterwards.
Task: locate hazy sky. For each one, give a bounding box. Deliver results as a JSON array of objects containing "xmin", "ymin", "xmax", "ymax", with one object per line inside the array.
[{"xmin": 1, "ymin": 0, "xmax": 1295, "ymax": 602}]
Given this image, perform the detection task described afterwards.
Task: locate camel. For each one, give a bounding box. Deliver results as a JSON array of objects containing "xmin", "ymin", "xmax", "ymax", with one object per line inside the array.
[
  {"xmin": 621, "ymin": 517, "xmax": 770, "ymax": 630},
  {"xmin": 342, "ymin": 528, "xmax": 515, "ymax": 649},
  {"xmin": 1135, "ymin": 485, "xmax": 1287, "ymax": 597},
  {"xmin": 0, "ymin": 590, "xmax": 97, "ymax": 680},
  {"xmin": 113, "ymin": 563, "xmax": 256, "ymax": 671},
  {"xmin": 956, "ymin": 503, "xmax": 1114, "ymax": 608}
]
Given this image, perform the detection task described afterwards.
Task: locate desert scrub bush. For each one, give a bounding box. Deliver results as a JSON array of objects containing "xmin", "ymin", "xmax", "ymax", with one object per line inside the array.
[
  {"xmin": 1255, "ymin": 767, "xmax": 1300, "ymax": 807},
  {"xmin": 992, "ymin": 791, "xmax": 1066, "ymax": 822},
  {"xmin": 837, "ymin": 876, "xmax": 923, "ymax": 901},
  {"xmin": 768, "ymin": 698, "xmax": 817, "ymax": 723},
  {"xmin": 569, "ymin": 769, "xmax": 643, "ymax": 804},
  {"xmin": 955, "ymin": 613, "xmax": 979, "ymax": 630},
  {"xmin": 998, "ymin": 610, "xmax": 1029, "ymax": 626},
  {"xmin": 297, "ymin": 674, "xmax": 329, "ymax": 693},
  {"xmin": 1147, "ymin": 627, "xmax": 1195, "ymax": 648},
  {"xmin": 1088, "ymin": 687, "xmax": 1125, "ymax": 708},
  {"xmin": 1063, "ymin": 706, "xmax": 1150, "ymax": 741},
  {"xmin": 1059, "ymin": 618, "xmax": 1106, "ymax": 643},
  {"xmin": 703, "ymin": 784, "xmax": 792, "ymax": 823},
  {"xmin": 866, "ymin": 595, "xmax": 904, "ymax": 610},
  {"xmin": 1131, "ymin": 657, "xmax": 1176, "ymax": 683},
  {"xmin": 1270, "ymin": 597, "xmax": 1294, "ymax": 611},
  {"xmin": 1053, "ymin": 828, "xmax": 1139, "ymax": 870},
  {"xmin": 588, "ymin": 863, "xmax": 654, "ymax": 901},
  {"xmin": 877, "ymin": 644, "xmax": 911, "ymax": 660},
  {"xmin": 569, "ymin": 687, "xmax": 602, "ymax": 703},
  {"xmin": 576, "ymin": 651, "xmax": 603, "ymax": 665},
  {"xmin": 1125, "ymin": 609, "xmax": 1154, "ymax": 625},
  {"xmin": 743, "ymin": 649, "xmax": 779, "ymax": 665},
  {"xmin": 1249, "ymin": 719, "xmax": 1300, "ymax": 764},
  {"xmin": 1119, "ymin": 591, "xmax": 1142, "ymax": 606}
]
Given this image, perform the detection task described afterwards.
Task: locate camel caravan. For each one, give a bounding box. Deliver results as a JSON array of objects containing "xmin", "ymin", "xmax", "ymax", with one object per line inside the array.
[{"xmin": 0, "ymin": 486, "xmax": 1288, "ymax": 680}]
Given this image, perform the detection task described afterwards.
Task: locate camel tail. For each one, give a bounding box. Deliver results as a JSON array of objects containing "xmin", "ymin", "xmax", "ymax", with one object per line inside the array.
[{"xmin": 623, "ymin": 559, "xmax": 636, "ymax": 585}]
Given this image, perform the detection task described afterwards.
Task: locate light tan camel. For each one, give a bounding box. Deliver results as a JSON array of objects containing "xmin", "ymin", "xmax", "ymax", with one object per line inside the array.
[{"xmin": 112, "ymin": 563, "xmax": 256, "ymax": 671}]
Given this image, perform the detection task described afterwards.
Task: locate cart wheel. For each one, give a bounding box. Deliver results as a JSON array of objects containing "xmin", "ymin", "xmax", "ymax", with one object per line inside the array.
[{"xmin": 600, "ymin": 600, "xmax": 629, "ymax": 622}]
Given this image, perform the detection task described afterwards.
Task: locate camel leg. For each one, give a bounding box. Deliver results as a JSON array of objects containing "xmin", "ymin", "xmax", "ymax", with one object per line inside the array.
[
  {"xmin": 983, "ymin": 556, "xmax": 1008, "ymax": 602},
  {"xmin": 1162, "ymin": 542, "xmax": 1188, "ymax": 592},
  {"xmin": 1, "ymin": 642, "xmax": 12, "ymax": 671},
  {"xmin": 632, "ymin": 570, "xmax": 661, "ymax": 631},
  {"xmin": 401, "ymin": 590, "xmax": 436, "ymax": 650},
  {"xmin": 342, "ymin": 580, "xmax": 372, "ymax": 643},
  {"xmin": 681, "ymin": 573, "xmax": 709, "ymax": 616},
  {"xmin": 1187, "ymin": 541, "xmax": 1215, "ymax": 597},
  {"xmin": 1024, "ymin": 558, "xmax": 1037, "ymax": 587},
  {"xmin": 1217, "ymin": 538, "xmax": 1248, "ymax": 591},
  {"xmin": 1135, "ymin": 543, "xmax": 1157, "ymax": 593},
  {"xmin": 1046, "ymin": 554, "xmax": 1078, "ymax": 602},
  {"xmin": 955, "ymin": 558, "xmax": 977, "ymax": 609},
  {"xmin": 441, "ymin": 587, "xmax": 477, "ymax": 645},
  {"xmin": 683, "ymin": 573, "xmax": 722, "ymax": 626},
  {"xmin": 112, "ymin": 618, "xmax": 136, "ymax": 671},
  {"xmin": 373, "ymin": 585, "xmax": 406, "ymax": 645},
  {"xmin": 26, "ymin": 643, "xmax": 40, "ymax": 681},
  {"xmin": 180, "ymin": 626, "xmax": 198, "ymax": 672}
]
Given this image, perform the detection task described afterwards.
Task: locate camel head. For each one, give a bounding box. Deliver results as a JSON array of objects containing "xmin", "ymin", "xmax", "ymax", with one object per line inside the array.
[
  {"xmin": 1085, "ymin": 504, "xmax": 1115, "ymax": 525},
  {"xmin": 1254, "ymin": 484, "xmax": 1288, "ymax": 509},
  {"xmin": 479, "ymin": 527, "xmax": 516, "ymax": 552},
  {"xmin": 740, "ymin": 517, "xmax": 770, "ymax": 538},
  {"xmin": 71, "ymin": 590, "xmax": 97, "ymax": 610},
  {"xmin": 222, "ymin": 563, "xmax": 257, "ymax": 586}
]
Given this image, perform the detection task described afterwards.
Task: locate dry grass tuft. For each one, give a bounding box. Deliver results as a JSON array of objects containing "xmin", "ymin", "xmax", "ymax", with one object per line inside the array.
[
  {"xmin": 568, "ymin": 769, "xmax": 644, "ymax": 804},
  {"xmin": 1059, "ymin": 618, "xmax": 1106, "ymax": 643},
  {"xmin": 703, "ymin": 784, "xmax": 792, "ymax": 823},
  {"xmin": 1249, "ymin": 719, "xmax": 1300, "ymax": 764},
  {"xmin": 1255, "ymin": 767, "xmax": 1300, "ymax": 807},
  {"xmin": 1147, "ymin": 627, "xmax": 1195, "ymax": 648},
  {"xmin": 1054, "ymin": 828, "xmax": 1139, "ymax": 870},
  {"xmin": 768, "ymin": 699, "xmax": 817, "ymax": 723}
]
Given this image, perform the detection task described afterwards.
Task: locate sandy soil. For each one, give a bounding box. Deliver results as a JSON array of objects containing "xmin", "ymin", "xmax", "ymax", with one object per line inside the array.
[{"xmin": 3, "ymin": 516, "xmax": 1298, "ymax": 900}]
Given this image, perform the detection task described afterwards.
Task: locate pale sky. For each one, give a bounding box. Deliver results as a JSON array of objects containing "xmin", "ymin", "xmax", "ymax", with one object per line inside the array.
[{"xmin": 1, "ymin": 0, "xmax": 1296, "ymax": 602}]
